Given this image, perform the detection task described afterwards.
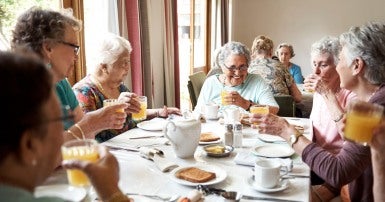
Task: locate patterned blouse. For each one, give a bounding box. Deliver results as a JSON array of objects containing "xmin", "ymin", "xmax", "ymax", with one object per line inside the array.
[
  {"xmin": 72, "ymin": 74, "xmax": 137, "ymax": 142},
  {"xmin": 248, "ymin": 58, "xmax": 295, "ymax": 96}
]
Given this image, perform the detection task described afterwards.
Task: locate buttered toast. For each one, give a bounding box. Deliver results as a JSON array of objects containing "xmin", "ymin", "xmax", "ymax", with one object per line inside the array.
[{"xmin": 175, "ymin": 167, "xmax": 216, "ymax": 183}]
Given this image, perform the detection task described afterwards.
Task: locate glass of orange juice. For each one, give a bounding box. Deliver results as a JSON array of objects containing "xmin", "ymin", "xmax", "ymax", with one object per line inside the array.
[
  {"xmin": 103, "ymin": 99, "xmax": 124, "ymax": 113},
  {"xmin": 61, "ymin": 139, "xmax": 99, "ymax": 186},
  {"xmin": 250, "ymin": 105, "xmax": 269, "ymax": 127},
  {"xmin": 344, "ymin": 101, "xmax": 383, "ymax": 146},
  {"xmin": 132, "ymin": 96, "xmax": 147, "ymax": 121},
  {"xmin": 221, "ymin": 90, "xmax": 229, "ymax": 106}
]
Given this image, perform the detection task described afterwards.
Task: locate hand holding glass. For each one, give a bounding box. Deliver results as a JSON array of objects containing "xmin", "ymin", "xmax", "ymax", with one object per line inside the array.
[
  {"xmin": 61, "ymin": 139, "xmax": 99, "ymax": 186},
  {"xmin": 344, "ymin": 100, "xmax": 384, "ymax": 145}
]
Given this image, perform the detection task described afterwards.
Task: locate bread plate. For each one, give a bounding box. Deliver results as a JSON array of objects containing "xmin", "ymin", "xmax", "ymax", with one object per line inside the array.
[
  {"xmin": 137, "ymin": 119, "xmax": 167, "ymax": 131},
  {"xmin": 170, "ymin": 165, "xmax": 227, "ymax": 186},
  {"xmin": 34, "ymin": 184, "xmax": 86, "ymax": 202},
  {"xmin": 252, "ymin": 144, "xmax": 295, "ymax": 158},
  {"xmin": 203, "ymin": 144, "xmax": 234, "ymax": 157}
]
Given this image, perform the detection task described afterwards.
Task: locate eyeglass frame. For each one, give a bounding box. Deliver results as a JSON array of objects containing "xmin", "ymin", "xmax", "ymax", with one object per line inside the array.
[
  {"xmin": 223, "ymin": 63, "xmax": 249, "ymax": 71},
  {"xmin": 58, "ymin": 41, "xmax": 80, "ymax": 55}
]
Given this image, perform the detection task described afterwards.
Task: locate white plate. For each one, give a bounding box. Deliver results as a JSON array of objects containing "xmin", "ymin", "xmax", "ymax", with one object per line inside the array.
[
  {"xmin": 247, "ymin": 176, "xmax": 290, "ymax": 193},
  {"xmin": 199, "ymin": 138, "xmax": 222, "ymax": 145},
  {"xmin": 34, "ymin": 184, "xmax": 86, "ymax": 202},
  {"xmin": 252, "ymin": 144, "xmax": 295, "ymax": 158},
  {"xmin": 137, "ymin": 119, "xmax": 167, "ymax": 131},
  {"xmin": 170, "ymin": 165, "xmax": 227, "ymax": 186},
  {"xmin": 258, "ymin": 134, "xmax": 285, "ymax": 143}
]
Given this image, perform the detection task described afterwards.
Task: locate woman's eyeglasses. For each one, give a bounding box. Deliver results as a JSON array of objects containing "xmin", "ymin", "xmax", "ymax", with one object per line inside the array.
[
  {"xmin": 58, "ymin": 41, "xmax": 80, "ymax": 55},
  {"xmin": 223, "ymin": 64, "xmax": 248, "ymax": 71}
]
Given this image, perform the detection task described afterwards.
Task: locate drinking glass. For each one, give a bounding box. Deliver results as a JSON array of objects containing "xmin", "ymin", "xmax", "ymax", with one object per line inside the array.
[
  {"xmin": 221, "ymin": 90, "xmax": 229, "ymax": 106},
  {"xmin": 132, "ymin": 96, "xmax": 147, "ymax": 121},
  {"xmin": 103, "ymin": 99, "xmax": 124, "ymax": 113},
  {"xmin": 250, "ymin": 105, "xmax": 269, "ymax": 127},
  {"xmin": 61, "ymin": 139, "xmax": 99, "ymax": 186},
  {"xmin": 344, "ymin": 100, "xmax": 383, "ymax": 145}
]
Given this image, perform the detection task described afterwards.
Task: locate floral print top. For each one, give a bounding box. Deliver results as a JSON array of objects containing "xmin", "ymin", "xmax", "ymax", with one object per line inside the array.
[
  {"xmin": 72, "ymin": 74, "xmax": 137, "ymax": 142},
  {"xmin": 248, "ymin": 58, "xmax": 294, "ymax": 96}
]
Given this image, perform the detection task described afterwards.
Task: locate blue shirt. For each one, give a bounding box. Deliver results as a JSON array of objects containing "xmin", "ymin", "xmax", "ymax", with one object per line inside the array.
[{"xmin": 289, "ymin": 63, "xmax": 304, "ymax": 84}]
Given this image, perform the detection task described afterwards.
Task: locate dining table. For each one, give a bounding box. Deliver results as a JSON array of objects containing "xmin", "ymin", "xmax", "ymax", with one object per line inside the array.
[{"xmin": 39, "ymin": 116, "xmax": 313, "ymax": 202}]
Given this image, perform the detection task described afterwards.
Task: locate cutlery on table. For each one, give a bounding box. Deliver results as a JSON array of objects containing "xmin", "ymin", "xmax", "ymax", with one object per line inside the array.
[
  {"xmin": 242, "ymin": 195, "xmax": 302, "ymax": 202},
  {"xmin": 126, "ymin": 193, "xmax": 180, "ymax": 202}
]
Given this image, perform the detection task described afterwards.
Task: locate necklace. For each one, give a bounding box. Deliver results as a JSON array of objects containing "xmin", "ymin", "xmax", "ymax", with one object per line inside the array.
[{"xmin": 92, "ymin": 76, "xmax": 113, "ymax": 99}]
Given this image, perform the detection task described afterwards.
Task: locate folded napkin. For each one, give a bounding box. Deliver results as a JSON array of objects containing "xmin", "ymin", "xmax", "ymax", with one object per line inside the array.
[
  {"xmin": 234, "ymin": 151, "xmax": 293, "ymax": 171},
  {"xmin": 139, "ymin": 147, "xmax": 179, "ymax": 172}
]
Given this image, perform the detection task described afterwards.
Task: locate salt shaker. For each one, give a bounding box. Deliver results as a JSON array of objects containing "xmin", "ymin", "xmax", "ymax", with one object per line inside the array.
[
  {"xmin": 233, "ymin": 123, "xmax": 243, "ymax": 148},
  {"xmin": 224, "ymin": 124, "xmax": 233, "ymax": 146}
]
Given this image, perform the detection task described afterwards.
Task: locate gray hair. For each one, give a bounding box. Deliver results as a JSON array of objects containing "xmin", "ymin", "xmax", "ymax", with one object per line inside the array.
[
  {"xmin": 217, "ymin": 41, "xmax": 251, "ymax": 67},
  {"xmin": 339, "ymin": 21, "xmax": 385, "ymax": 85},
  {"xmin": 310, "ymin": 36, "xmax": 340, "ymax": 66},
  {"xmin": 89, "ymin": 33, "xmax": 132, "ymax": 72},
  {"xmin": 276, "ymin": 43, "xmax": 295, "ymax": 57}
]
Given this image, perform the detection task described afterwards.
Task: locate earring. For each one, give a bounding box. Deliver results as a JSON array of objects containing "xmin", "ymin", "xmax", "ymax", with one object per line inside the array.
[
  {"xmin": 46, "ymin": 63, "xmax": 52, "ymax": 69},
  {"xmin": 31, "ymin": 159, "xmax": 37, "ymax": 166}
]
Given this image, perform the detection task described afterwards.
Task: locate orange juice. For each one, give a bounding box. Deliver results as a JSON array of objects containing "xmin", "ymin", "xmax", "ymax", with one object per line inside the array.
[
  {"xmin": 62, "ymin": 140, "xmax": 99, "ymax": 186},
  {"xmin": 103, "ymin": 99, "xmax": 124, "ymax": 113},
  {"xmin": 221, "ymin": 90, "xmax": 229, "ymax": 106},
  {"xmin": 132, "ymin": 96, "xmax": 147, "ymax": 121},
  {"xmin": 250, "ymin": 105, "xmax": 269, "ymax": 115},
  {"xmin": 344, "ymin": 111, "xmax": 382, "ymax": 144}
]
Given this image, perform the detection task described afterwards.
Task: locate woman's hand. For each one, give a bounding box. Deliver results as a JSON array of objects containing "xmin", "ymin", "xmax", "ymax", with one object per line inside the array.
[
  {"xmin": 224, "ymin": 91, "xmax": 250, "ymax": 109},
  {"xmin": 85, "ymin": 103, "xmax": 128, "ymax": 132},
  {"xmin": 158, "ymin": 106, "xmax": 182, "ymax": 117},
  {"xmin": 249, "ymin": 113, "xmax": 291, "ymax": 139},
  {"xmin": 118, "ymin": 92, "xmax": 141, "ymax": 114},
  {"xmin": 304, "ymin": 74, "xmax": 330, "ymax": 94}
]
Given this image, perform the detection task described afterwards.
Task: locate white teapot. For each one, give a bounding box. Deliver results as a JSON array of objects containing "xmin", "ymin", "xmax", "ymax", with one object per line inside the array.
[{"xmin": 164, "ymin": 117, "xmax": 201, "ymax": 158}]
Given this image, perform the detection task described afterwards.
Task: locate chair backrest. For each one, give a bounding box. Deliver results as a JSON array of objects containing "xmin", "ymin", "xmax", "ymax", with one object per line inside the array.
[
  {"xmin": 274, "ymin": 95, "xmax": 295, "ymax": 117},
  {"xmin": 188, "ymin": 71, "xmax": 206, "ymax": 109}
]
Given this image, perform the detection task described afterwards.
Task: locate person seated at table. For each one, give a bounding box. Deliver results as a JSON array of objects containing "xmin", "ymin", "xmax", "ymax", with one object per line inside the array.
[
  {"xmin": 11, "ymin": 7, "xmax": 130, "ymax": 142},
  {"xmin": 194, "ymin": 41, "xmax": 279, "ymax": 114},
  {"xmin": 0, "ymin": 51, "xmax": 132, "ymax": 202},
  {"xmin": 276, "ymin": 43, "xmax": 304, "ymax": 84},
  {"xmin": 248, "ymin": 35, "xmax": 302, "ymax": 103},
  {"xmin": 250, "ymin": 21, "xmax": 385, "ymax": 202},
  {"xmin": 72, "ymin": 33, "xmax": 181, "ymax": 142},
  {"xmin": 371, "ymin": 122, "xmax": 385, "ymax": 202}
]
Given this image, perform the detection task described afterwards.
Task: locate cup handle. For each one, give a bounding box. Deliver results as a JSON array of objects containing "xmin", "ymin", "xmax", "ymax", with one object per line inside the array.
[
  {"xmin": 164, "ymin": 122, "xmax": 177, "ymax": 148},
  {"xmin": 279, "ymin": 165, "xmax": 289, "ymax": 178}
]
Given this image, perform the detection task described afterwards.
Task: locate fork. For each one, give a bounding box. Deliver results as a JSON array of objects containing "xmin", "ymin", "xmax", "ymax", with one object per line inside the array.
[{"xmin": 126, "ymin": 193, "xmax": 180, "ymax": 202}]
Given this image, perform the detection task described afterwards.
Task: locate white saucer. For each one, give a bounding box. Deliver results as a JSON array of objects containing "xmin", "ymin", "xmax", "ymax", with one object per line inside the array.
[
  {"xmin": 252, "ymin": 144, "xmax": 295, "ymax": 158},
  {"xmin": 34, "ymin": 184, "xmax": 86, "ymax": 202},
  {"xmin": 247, "ymin": 176, "xmax": 290, "ymax": 193}
]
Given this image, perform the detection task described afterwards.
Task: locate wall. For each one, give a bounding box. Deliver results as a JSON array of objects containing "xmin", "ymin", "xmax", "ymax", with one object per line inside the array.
[{"xmin": 231, "ymin": 0, "xmax": 385, "ymax": 76}]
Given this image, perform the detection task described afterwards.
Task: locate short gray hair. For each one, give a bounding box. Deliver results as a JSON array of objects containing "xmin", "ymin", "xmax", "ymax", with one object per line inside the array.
[
  {"xmin": 339, "ymin": 21, "xmax": 385, "ymax": 85},
  {"xmin": 276, "ymin": 43, "xmax": 295, "ymax": 57},
  {"xmin": 310, "ymin": 36, "xmax": 340, "ymax": 66},
  {"xmin": 90, "ymin": 33, "xmax": 132, "ymax": 71},
  {"xmin": 217, "ymin": 41, "xmax": 251, "ymax": 67}
]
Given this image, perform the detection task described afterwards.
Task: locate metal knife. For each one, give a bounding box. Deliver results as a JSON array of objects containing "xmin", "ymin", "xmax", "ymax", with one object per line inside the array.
[{"xmin": 242, "ymin": 195, "xmax": 302, "ymax": 202}]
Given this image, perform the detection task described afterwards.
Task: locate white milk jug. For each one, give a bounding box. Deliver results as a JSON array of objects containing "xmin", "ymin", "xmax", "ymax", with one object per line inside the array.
[{"xmin": 164, "ymin": 118, "xmax": 201, "ymax": 158}]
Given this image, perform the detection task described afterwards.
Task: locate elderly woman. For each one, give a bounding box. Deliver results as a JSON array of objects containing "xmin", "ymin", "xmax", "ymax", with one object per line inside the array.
[
  {"xmin": 11, "ymin": 7, "xmax": 128, "ymax": 141},
  {"xmin": 251, "ymin": 21, "xmax": 385, "ymax": 202},
  {"xmin": 0, "ymin": 52, "xmax": 132, "ymax": 202},
  {"xmin": 248, "ymin": 35, "xmax": 302, "ymax": 103},
  {"xmin": 194, "ymin": 41, "xmax": 279, "ymax": 114},
  {"xmin": 73, "ymin": 33, "xmax": 180, "ymax": 142},
  {"xmin": 276, "ymin": 43, "xmax": 304, "ymax": 84}
]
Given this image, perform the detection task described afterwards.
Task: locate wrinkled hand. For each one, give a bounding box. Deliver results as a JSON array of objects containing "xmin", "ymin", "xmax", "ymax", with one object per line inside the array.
[
  {"xmin": 158, "ymin": 106, "xmax": 182, "ymax": 117},
  {"xmin": 304, "ymin": 74, "xmax": 329, "ymax": 94},
  {"xmin": 88, "ymin": 103, "xmax": 128, "ymax": 131},
  {"xmin": 224, "ymin": 91, "xmax": 247, "ymax": 108},
  {"xmin": 62, "ymin": 146, "xmax": 121, "ymax": 200},
  {"xmin": 118, "ymin": 92, "xmax": 141, "ymax": 114},
  {"xmin": 249, "ymin": 113, "xmax": 290, "ymax": 137}
]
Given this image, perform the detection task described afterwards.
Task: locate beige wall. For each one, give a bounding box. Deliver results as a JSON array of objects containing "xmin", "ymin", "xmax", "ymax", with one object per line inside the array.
[{"xmin": 231, "ymin": 0, "xmax": 385, "ymax": 76}]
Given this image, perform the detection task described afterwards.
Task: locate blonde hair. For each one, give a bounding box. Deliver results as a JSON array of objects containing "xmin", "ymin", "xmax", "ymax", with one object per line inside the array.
[{"xmin": 251, "ymin": 35, "xmax": 274, "ymax": 58}]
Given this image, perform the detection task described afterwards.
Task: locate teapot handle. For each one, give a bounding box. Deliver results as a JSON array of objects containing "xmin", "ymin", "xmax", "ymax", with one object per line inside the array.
[{"xmin": 164, "ymin": 121, "xmax": 177, "ymax": 147}]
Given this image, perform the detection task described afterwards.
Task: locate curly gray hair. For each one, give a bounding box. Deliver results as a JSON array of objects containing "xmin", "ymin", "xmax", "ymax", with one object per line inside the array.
[
  {"xmin": 339, "ymin": 21, "xmax": 385, "ymax": 85},
  {"xmin": 310, "ymin": 36, "xmax": 340, "ymax": 66},
  {"xmin": 276, "ymin": 43, "xmax": 295, "ymax": 57},
  {"xmin": 217, "ymin": 41, "xmax": 251, "ymax": 67}
]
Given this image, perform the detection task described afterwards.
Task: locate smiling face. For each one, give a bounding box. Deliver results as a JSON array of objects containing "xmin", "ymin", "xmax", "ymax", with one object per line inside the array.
[{"xmin": 221, "ymin": 54, "xmax": 248, "ymax": 86}]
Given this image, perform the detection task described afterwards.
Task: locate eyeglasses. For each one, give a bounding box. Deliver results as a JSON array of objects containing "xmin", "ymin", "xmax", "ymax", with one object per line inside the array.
[
  {"xmin": 223, "ymin": 64, "xmax": 248, "ymax": 71},
  {"xmin": 43, "ymin": 105, "xmax": 74, "ymax": 125},
  {"xmin": 58, "ymin": 41, "xmax": 80, "ymax": 55}
]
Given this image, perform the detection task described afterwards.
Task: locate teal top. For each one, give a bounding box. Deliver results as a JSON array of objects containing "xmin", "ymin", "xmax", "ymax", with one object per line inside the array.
[
  {"xmin": 0, "ymin": 184, "xmax": 64, "ymax": 202},
  {"xmin": 55, "ymin": 79, "xmax": 78, "ymax": 129}
]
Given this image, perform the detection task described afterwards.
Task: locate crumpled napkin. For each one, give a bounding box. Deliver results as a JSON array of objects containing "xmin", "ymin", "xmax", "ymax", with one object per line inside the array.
[
  {"xmin": 139, "ymin": 147, "xmax": 179, "ymax": 172},
  {"xmin": 233, "ymin": 151, "xmax": 293, "ymax": 171}
]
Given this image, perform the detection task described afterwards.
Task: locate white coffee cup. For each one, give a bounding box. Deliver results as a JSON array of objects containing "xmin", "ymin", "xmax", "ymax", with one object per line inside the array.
[
  {"xmin": 254, "ymin": 159, "xmax": 288, "ymax": 188},
  {"xmin": 223, "ymin": 107, "xmax": 240, "ymax": 123},
  {"xmin": 205, "ymin": 103, "xmax": 219, "ymax": 119}
]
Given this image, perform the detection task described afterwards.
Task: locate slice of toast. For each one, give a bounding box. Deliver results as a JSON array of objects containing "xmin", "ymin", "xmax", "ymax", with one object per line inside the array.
[
  {"xmin": 200, "ymin": 132, "xmax": 220, "ymax": 142},
  {"xmin": 175, "ymin": 167, "xmax": 216, "ymax": 183}
]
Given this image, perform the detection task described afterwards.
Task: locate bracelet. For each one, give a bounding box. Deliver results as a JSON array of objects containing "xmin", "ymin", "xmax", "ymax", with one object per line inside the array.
[
  {"xmin": 104, "ymin": 191, "xmax": 131, "ymax": 202},
  {"xmin": 74, "ymin": 123, "xmax": 85, "ymax": 139},
  {"xmin": 333, "ymin": 113, "xmax": 345, "ymax": 122},
  {"xmin": 67, "ymin": 129, "xmax": 80, "ymax": 140},
  {"xmin": 247, "ymin": 100, "xmax": 253, "ymax": 111}
]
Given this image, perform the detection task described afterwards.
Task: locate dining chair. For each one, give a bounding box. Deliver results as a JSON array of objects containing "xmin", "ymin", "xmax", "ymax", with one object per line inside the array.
[
  {"xmin": 274, "ymin": 95, "xmax": 296, "ymax": 117},
  {"xmin": 187, "ymin": 71, "xmax": 207, "ymax": 109}
]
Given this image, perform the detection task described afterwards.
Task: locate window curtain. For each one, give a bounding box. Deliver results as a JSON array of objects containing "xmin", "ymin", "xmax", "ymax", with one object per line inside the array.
[
  {"xmin": 132, "ymin": 0, "xmax": 179, "ymax": 108},
  {"xmin": 210, "ymin": 0, "xmax": 229, "ymax": 54}
]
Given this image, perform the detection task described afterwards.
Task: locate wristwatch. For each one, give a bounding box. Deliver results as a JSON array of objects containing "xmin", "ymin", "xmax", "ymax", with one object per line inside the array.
[{"xmin": 290, "ymin": 130, "xmax": 303, "ymax": 148}]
